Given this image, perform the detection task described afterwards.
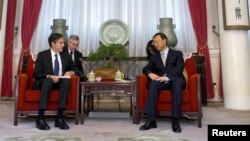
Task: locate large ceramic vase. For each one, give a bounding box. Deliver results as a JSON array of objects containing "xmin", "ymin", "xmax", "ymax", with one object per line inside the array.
[
  {"xmin": 157, "ymin": 18, "xmax": 177, "ymax": 48},
  {"xmin": 51, "ymin": 19, "xmax": 69, "ymax": 42}
]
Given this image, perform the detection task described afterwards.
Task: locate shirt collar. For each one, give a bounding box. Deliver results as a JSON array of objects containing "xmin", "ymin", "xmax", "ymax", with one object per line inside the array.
[
  {"xmin": 160, "ymin": 47, "xmax": 169, "ymax": 55},
  {"xmin": 50, "ymin": 49, "xmax": 58, "ymax": 56}
]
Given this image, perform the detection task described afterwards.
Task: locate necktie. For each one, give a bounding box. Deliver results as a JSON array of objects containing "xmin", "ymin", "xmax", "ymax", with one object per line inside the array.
[
  {"xmin": 161, "ymin": 52, "xmax": 166, "ymax": 66},
  {"xmin": 70, "ymin": 51, "xmax": 73, "ymax": 61},
  {"xmin": 54, "ymin": 54, "xmax": 59, "ymax": 75}
]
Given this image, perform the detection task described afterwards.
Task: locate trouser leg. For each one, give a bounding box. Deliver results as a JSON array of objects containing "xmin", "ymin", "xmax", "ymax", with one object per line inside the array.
[
  {"xmin": 39, "ymin": 78, "xmax": 54, "ymax": 109},
  {"xmin": 58, "ymin": 78, "xmax": 71, "ymax": 109},
  {"xmin": 145, "ymin": 80, "xmax": 169, "ymax": 119},
  {"xmin": 171, "ymin": 78, "xmax": 185, "ymax": 118}
]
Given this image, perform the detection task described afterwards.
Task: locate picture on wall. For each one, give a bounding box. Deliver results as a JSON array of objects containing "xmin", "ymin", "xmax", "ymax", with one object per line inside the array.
[{"xmin": 222, "ymin": 0, "xmax": 250, "ymax": 30}]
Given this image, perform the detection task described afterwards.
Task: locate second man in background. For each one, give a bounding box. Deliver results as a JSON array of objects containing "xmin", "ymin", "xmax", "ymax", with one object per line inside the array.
[{"xmin": 63, "ymin": 35, "xmax": 84, "ymax": 79}]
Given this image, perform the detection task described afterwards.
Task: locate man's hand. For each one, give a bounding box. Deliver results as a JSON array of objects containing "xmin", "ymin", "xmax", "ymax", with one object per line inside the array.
[
  {"xmin": 148, "ymin": 73, "xmax": 168, "ymax": 82},
  {"xmin": 157, "ymin": 76, "xmax": 167, "ymax": 82},
  {"xmin": 49, "ymin": 75, "xmax": 59, "ymax": 83},
  {"xmin": 64, "ymin": 71, "xmax": 74, "ymax": 77},
  {"xmin": 148, "ymin": 73, "xmax": 160, "ymax": 80}
]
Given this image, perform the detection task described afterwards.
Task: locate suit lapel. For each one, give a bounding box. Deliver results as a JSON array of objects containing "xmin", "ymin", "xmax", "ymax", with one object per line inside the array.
[
  {"xmin": 47, "ymin": 50, "xmax": 53, "ymax": 73},
  {"xmin": 156, "ymin": 53, "xmax": 165, "ymax": 68},
  {"xmin": 166, "ymin": 49, "xmax": 173, "ymax": 66},
  {"xmin": 60, "ymin": 53, "xmax": 66, "ymax": 73}
]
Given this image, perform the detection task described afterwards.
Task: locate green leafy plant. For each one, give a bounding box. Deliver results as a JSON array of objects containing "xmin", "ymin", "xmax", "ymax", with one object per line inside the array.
[{"xmin": 88, "ymin": 43, "xmax": 129, "ymax": 67}]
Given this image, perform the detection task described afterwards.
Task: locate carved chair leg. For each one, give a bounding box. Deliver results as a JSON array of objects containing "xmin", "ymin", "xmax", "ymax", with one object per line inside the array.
[
  {"xmin": 14, "ymin": 112, "xmax": 18, "ymax": 126},
  {"xmin": 198, "ymin": 115, "xmax": 202, "ymax": 128}
]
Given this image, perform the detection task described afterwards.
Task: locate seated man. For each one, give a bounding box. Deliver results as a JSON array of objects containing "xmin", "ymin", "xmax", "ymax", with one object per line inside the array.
[
  {"xmin": 63, "ymin": 35, "xmax": 84, "ymax": 79},
  {"xmin": 32, "ymin": 33, "xmax": 79, "ymax": 130},
  {"xmin": 139, "ymin": 32, "xmax": 186, "ymax": 133}
]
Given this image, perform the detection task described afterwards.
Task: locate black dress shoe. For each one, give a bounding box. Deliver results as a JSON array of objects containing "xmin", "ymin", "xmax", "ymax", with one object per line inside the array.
[
  {"xmin": 139, "ymin": 119, "xmax": 157, "ymax": 130},
  {"xmin": 172, "ymin": 121, "xmax": 182, "ymax": 133},
  {"xmin": 55, "ymin": 118, "xmax": 69, "ymax": 130},
  {"xmin": 36, "ymin": 118, "xmax": 50, "ymax": 130}
]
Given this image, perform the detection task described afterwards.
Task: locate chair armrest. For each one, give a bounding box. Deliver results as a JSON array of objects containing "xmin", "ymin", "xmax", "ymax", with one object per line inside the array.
[
  {"xmin": 18, "ymin": 73, "xmax": 28, "ymax": 89},
  {"xmin": 15, "ymin": 74, "xmax": 29, "ymax": 110},
  {"xmin": 136, "ymin": 74, "xmax": 149, "ymax": 109},
  {"xmin": 16, "ymin": 74, "xmax": 28, "ymax": 101},
  {"xmin": 187, "ymin": 74, "xmax": 201, "ymax": 111},
  {"xmin": 68, "ymin": 75, "xmax": 80, "ymax": 108}
]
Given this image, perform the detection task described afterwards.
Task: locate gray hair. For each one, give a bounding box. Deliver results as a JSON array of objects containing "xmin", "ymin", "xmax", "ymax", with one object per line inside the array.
[{"xmin": 69, "ymin": 35, "xmax": 79, "ymax": 41}]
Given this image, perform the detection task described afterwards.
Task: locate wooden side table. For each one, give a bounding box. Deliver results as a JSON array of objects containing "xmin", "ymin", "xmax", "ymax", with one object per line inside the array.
[{"xmin": 79, "ymin": 80, "xmax": 136, "ymax": 124}]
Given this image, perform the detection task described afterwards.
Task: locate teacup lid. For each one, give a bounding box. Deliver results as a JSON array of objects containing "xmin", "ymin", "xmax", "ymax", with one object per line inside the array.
[{"xmin": 89, "ymin": 70, "xmax": 95, "ymax": 74}]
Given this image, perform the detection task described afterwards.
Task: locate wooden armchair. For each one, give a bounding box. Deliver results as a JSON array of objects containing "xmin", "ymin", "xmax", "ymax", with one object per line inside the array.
[
  {"xmin": 135, "ymin": 57, "xmax": 202, "ymax": 127},
  {"xmin": 14, "ymin": 55, "xmax": 80, "ymax": 125}
]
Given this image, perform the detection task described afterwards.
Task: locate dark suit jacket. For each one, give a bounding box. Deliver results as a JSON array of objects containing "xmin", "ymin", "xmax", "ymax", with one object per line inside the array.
[
  {"xmin": 143, "ymin": 48, "xmax": 185, "ymax": 82},
  {"xmin": 33, "ymin": 49, "xmax": 79, "ymax": 81},
  {"xmin": 63, "ymin": 46, "xmax": 84, "ymax": 76}
]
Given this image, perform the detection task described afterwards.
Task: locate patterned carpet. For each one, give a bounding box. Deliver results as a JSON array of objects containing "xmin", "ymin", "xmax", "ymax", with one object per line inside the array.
[{"xmin": 1, "ymin": 101, "xmax": 250, "ymax": 141}]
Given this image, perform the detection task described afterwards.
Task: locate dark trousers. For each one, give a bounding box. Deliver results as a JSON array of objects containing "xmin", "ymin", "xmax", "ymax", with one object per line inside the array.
[
  {"xmin": 144, "ymin": 77, "xmax": 185, "ymax": 119},
  {"xmin": 33, "ymin": 78, "xmax": 71, "ymax": 110}
]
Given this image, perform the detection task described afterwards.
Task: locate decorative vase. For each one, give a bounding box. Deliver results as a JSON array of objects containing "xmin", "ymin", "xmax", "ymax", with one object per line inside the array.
[
  {"xmin": 50, "ymin": 19, "xmax": 69, "ymax": 42},
  {"xmin": 157, "ymin": 18, "xmax": 177, "ymax": 48}
]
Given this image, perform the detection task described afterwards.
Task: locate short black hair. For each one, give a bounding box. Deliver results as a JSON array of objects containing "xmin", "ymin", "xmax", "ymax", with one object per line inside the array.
[
  {"xmin": 153, "ymin": 32, "xmax": 168, "ymax": 40},
  {"xmin": 48, "ymin": 33, "xmax": 64, "ymax": 47}
]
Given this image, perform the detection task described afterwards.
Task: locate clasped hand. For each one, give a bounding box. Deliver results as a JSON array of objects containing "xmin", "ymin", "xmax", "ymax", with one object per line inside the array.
[{"xmin": 148, "ymin": 73, "xmax": 167, "ymax": 82}]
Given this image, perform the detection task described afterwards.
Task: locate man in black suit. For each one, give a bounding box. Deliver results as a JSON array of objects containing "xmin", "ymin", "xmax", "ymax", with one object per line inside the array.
[
  {"xmin": 139, "ymin": 33, "xmax": 186, "ymax": 133},
  {"xmin": 33, "ymin": 33, "xmax": 79, "ymax": 130},
  {"xmin": 63, "ymin": 35, "xmax": 84, "ymax": 77}
]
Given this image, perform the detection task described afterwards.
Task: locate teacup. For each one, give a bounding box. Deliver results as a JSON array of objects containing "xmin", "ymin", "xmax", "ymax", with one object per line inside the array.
[
  {"xmin": 87, "ymin": 71, "xmax": 95, "ymax": 81},
  {"xmin": 115, "ymin": 70, "xmax": 124, "ymax": 80}
]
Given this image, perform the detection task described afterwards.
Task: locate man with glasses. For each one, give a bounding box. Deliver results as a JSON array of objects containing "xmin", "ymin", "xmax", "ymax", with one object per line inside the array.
[{"xmin": 139, "ymin": 32, "xmax": 186, "ymax": 133}]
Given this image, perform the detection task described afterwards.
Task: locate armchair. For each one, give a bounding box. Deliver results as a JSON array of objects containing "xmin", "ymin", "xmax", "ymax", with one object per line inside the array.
[
  {"xmin": 135, "ymin": 57, "xmax": 202, "ymax": 127},
  {"xmin": 14, "ymin": 55, "xmax": 80, "ymax": 125}
]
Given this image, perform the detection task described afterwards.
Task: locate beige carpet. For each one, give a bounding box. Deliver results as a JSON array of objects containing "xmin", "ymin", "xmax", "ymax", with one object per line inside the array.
[{"xmin": 1, "ymin": 100, "xmax": 250, "ymax": 141}]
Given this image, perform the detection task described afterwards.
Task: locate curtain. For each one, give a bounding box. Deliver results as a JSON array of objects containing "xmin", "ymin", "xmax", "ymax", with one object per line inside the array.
[
  {"xmin": 1, "ymin": 0, "xmax": 17, "ymax": 97},
  {"xmin": 28, "ymin": 0, "xmax": 197, "ymax": 57},
  {"xmin": 188, "ymin": 0, "xmax": 214, "ymax": 98},
  {"xmin": 18, "ymin": 0, "xmax": 42, "ymax": 71}
]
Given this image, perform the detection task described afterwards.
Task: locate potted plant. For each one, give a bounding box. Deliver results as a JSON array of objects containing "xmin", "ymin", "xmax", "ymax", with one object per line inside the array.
[{"xmin": 88, "ymin": 43, "xmax": 129, "ymax": 79}]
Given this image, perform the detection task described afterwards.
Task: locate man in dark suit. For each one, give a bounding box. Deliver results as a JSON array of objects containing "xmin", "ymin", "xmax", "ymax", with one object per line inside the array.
[
  {"xmin": 139, "ymin": 33, "xmax": 186, "ymax": 133},
  {"xmin": 33, "ymin": 33, "xmax": 79, "ymax": 130},
  {"xmin": 63, "ymin": 35, "xmax": 84, "ymax": 77}
]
